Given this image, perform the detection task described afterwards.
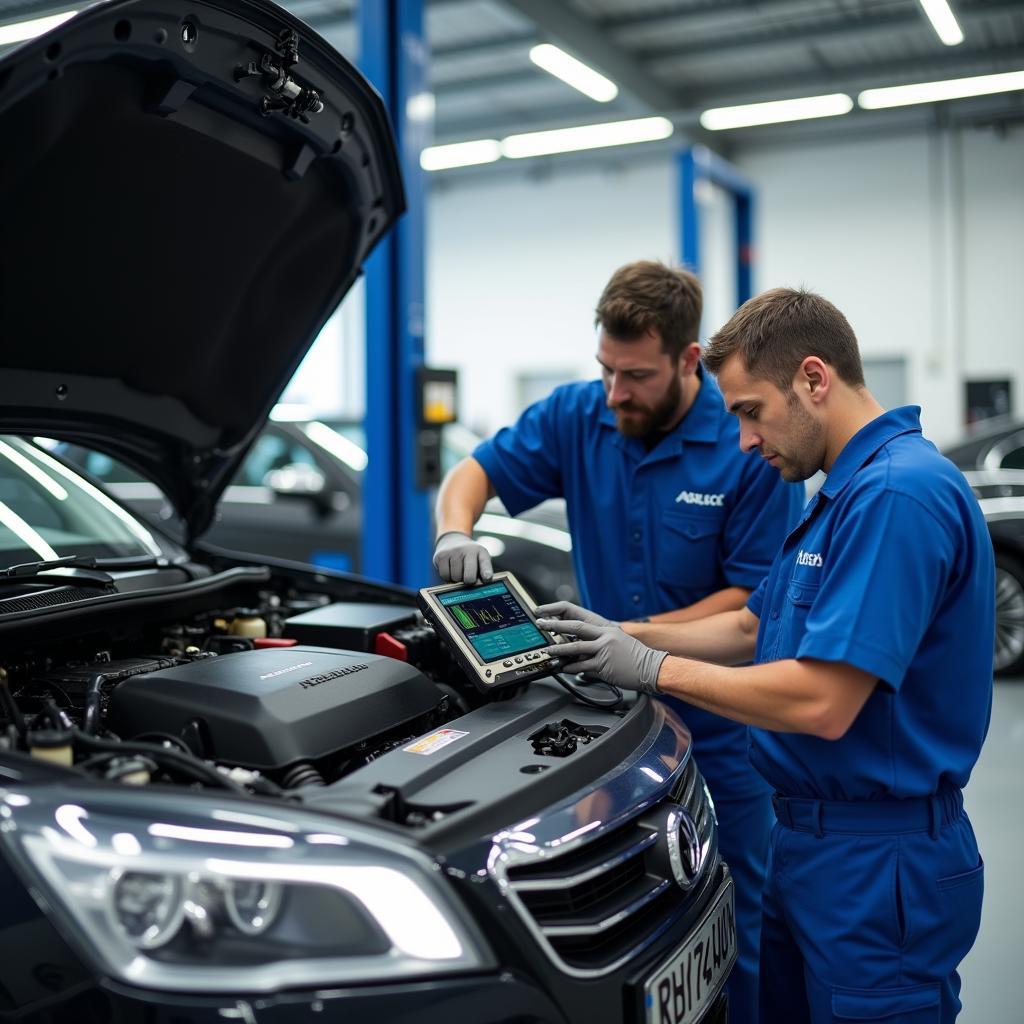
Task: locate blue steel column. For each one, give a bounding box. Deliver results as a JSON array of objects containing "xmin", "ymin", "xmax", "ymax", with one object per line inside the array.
[
  {"xmin": 678, "ymin": 144, "xmax": 756, "ymax": 309},
  {"xmin": 678, "ymin": 146, "xmax": 700, "ymax": 273},
  {"xmin": 359, "ymin": 0, "xmax": 432, "ymax": 588},
  {"xmin": 735, "ymin": 191, "xmax": 753, "ymax": 306}
]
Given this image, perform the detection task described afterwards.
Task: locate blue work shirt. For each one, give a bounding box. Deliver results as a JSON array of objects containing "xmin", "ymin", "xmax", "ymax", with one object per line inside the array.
[
  {"xmin": 474, "ymin": 374, "xmax": 805, "ymax": 784},
  {"xmin": 747, "ymin": 406, "xmax": 994, "ymax": 801}
]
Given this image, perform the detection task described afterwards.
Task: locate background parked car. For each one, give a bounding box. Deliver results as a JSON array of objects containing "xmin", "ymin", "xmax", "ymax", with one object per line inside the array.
[
  {"xmin": 944, "ymin": 417, "xmax": 1024, "ymax": 473},
  {"xmin": 958, "ymin": 468, "xmax": 1024, "ymax": 676},
  {"xmin": 50, "ymin": 413, "xmax": 578, "ymax": 605},
  {"xmin": 942, "ymin": 419, "xmax": 1024, "ymax": 676}
]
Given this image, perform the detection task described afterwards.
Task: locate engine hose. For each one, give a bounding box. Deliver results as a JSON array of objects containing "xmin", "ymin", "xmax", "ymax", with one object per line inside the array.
[
  {"xmin": 71, "ymin": 730, "xmax": 250, "ymax": 796},
  {"xmin": 82, "ymin": 673, "xmax": 107, "ymax": 735},
  {"xmin": 281, "ymin": 761, "xmax": 325, "ymax": 789}
]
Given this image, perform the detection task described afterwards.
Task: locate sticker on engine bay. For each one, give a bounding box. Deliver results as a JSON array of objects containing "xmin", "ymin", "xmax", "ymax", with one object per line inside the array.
[{"xmin": 403, "ymin": 729, "xmax": 469, "ymax": 755}]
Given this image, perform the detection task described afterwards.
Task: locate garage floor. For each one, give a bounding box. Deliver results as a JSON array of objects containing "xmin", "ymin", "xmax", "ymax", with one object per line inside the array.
[{"xmin": 959, "ymin": 678, "xmax": 1023, "ymax": 1022}]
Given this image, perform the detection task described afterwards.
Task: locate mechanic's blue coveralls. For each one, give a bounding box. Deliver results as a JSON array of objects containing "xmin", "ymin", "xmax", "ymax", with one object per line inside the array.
[
  {"xmin": 475, "ymin": 375, "xmax": 805, "ymax": 1022},
  {"xmin": 746, "ymin": 407, "xmax": 993, "ymax": 1024}
]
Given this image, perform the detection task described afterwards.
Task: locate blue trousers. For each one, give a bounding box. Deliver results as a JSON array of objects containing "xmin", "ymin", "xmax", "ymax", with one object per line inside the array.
[
  {"xmin": 759, "ymin": 791, "xmax": 984, "ymax": 1023},
  {"xmin": 698, "ymin": 764, "xmax": 773, "ymax": 1024}
]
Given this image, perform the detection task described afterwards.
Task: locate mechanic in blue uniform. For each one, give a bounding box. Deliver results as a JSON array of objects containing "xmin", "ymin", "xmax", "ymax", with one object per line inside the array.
[
  {"xmin": 433, "ymin": 261, "xmax": 805, "ymax": 1023},
  {"xmin": 536, "ymin": 287, "xmax": 993, "ymax": 1023}
]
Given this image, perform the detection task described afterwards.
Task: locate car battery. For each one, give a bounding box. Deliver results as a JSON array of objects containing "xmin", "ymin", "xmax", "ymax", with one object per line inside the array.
[{"xmin": 284, "ymin": 602, "xmax": 419, "ymax": 653}]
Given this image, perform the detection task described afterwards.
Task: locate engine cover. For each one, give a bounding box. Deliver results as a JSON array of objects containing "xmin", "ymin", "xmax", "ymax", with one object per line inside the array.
[{"xmin": 106, "ymin": 646, "xmax": 440, "ymax": 771}]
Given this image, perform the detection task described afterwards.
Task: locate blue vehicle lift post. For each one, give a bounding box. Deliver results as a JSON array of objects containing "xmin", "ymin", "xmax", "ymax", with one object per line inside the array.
[
  {"xmin": 678, "ymin": 145, "xmax": 755, "ymax": 309},
  {"xmin": 359, "ymin": 0, "xmax": 432, "ymax": 588}
]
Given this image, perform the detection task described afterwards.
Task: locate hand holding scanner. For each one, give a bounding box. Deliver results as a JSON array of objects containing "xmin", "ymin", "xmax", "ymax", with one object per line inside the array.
[{"xmin": 418, "ymin": 571, "xmax": 564, "ymax": 692}]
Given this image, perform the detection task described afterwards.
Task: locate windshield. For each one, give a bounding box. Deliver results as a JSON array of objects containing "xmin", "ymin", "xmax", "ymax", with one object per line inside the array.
[{"xmin": 0, "ymin": 437, "xmax": 165, "ymax": 569}]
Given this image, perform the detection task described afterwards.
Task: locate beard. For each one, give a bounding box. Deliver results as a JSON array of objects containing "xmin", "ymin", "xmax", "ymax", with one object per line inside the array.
[
  {"xmin": 610, "ymin": 373, "xmax": 683, "ymax": 439},
  {"xmin": 764, "ymin": 395, "xmax": 825, "ymax": 482}
]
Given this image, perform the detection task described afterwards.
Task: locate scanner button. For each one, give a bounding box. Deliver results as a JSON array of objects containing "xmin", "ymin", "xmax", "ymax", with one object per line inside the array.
[{"xmin": 502, "ymin": 660, "xmax": 513, "ymax": 667}]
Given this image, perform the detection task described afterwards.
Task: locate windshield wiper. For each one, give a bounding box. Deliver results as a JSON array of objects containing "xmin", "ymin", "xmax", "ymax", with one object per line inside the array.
[{"xmin": 1, "ymin": 555, "xmax": 114, "ymax": 587}]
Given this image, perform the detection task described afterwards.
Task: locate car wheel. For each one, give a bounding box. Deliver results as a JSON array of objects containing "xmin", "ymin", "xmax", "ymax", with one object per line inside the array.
[{"xmin": 994, "ymin": 552, "xmax": 1024, "ymax": 677}]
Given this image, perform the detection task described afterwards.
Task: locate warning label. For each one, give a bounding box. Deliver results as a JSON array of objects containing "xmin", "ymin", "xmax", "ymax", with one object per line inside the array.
[{"xmin": 403, "ymin": 729, "xmax": 469, "ymax": 756}]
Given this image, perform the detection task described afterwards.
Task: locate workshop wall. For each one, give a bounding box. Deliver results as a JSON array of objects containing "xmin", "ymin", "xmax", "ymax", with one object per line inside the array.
[
  {"xmin": 427, "ymin": 123, "xmax": 1023, "ymax": 447},
  {"xmin": 738, "ymin": 126, "xmax": 1024, "ymax": 446},
  {"xmin": 426, "ymin": 158, "xmax": 676, "ymax": 436}
]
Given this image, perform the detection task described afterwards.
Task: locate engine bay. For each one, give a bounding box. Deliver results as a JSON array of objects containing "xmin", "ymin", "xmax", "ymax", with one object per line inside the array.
[{"xmin": 0, "ymin": 567, "xmax": 476, "ymax": 799}]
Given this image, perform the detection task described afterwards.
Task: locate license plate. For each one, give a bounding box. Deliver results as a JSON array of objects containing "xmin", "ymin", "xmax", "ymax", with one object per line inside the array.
[{"xmin": 644, "ymin": 878, "xmax": 736, "ymax": 1024}]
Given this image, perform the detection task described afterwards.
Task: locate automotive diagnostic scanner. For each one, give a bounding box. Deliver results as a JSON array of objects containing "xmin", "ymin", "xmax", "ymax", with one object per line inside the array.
[{"xmin": 418, "ymin": 572, "xmax": 564, "ymax": 692}]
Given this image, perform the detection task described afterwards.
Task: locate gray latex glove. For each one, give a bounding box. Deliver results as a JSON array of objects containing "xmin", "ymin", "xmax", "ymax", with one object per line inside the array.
[
  {"xmin": 433, "ymin": 530, "xmax": 493, "ymax": 584},
  {"xmin": 533, "ymin": 601, "xmax": 618, "ymax": 628},
  {"xmin": 534, "ymin": 618, "xmax": 668, "ymax": 695}
]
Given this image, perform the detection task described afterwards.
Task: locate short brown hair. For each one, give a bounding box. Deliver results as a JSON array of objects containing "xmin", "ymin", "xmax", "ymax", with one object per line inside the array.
[
  {"xmin": 595, "ymin": 261, "xmax": 702, "ymax": 361},
  {"xmin": 702, "ymin": 287, "xmax": 865, "ymax": 390}
]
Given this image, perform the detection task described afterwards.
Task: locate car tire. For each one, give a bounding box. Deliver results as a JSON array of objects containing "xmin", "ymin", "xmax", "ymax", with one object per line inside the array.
[{"xmin": 994, "ymin": 551, "xmax": 1024, "ymax": 677}]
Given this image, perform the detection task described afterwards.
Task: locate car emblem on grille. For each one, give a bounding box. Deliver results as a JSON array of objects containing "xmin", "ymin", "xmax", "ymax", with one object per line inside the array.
[{"xmin": 665, "ymin": 803, "xmax": 702, "ymax": 891}]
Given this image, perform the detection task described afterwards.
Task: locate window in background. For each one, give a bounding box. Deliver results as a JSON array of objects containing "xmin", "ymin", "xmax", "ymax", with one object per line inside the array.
[
  {"xmin": 516, "ymin": 371, "xmax": 579, "ymax": 413},
  {"xmin": 862, "ymin": 356, "xmax": 908, "ymax": 411},
  {"xmin": 965, "ymin": 379, "xmax": 1013, "ymax": 427}
]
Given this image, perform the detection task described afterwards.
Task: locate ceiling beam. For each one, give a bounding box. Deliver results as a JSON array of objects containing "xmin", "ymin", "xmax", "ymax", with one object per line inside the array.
[
  {"xmin": 636, "ymin": 0, "xmax": 1024, "ymax": 62},
  {"xmin": 433, "ymin": 40, "xmax": 1024, "ymax": 124},
  {"xmin": 432, "ymin": 42, "xmax": 1024, "ymax": 140},
  {"xmin": 499, "ymin": 0, "xmax": 684, "ymax": 110},
  {"xmin": 598, "ymin": 0, "xmax": 845, "ymax": 34},
  {"xmin": 685, "ymin": 43, "xmax": 1024, "ymax": 108},
  {"xmin": 433, "ymin": 29, "xmax": 536, "ymax": 60}
]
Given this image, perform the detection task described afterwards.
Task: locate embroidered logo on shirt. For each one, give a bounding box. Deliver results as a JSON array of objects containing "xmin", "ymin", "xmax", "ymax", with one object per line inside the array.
[
  {"xmin": 796, "ymin": 550, "xmax": 823, "ymax": 568},
  {"xmin": 675, "ymin": 490, "xmax": 725, "ymax": 507}
]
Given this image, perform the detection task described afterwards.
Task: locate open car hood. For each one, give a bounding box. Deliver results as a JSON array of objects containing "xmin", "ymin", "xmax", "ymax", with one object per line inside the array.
[{"xmin": 0, "ymin": 0, "xmax": 403, "ymax": 540}]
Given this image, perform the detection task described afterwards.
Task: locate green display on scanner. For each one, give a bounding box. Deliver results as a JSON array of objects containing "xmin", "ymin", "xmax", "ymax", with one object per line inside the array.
[{"xmin": 417, "ymin": 571, "xmax": 565, "ymax": 693}]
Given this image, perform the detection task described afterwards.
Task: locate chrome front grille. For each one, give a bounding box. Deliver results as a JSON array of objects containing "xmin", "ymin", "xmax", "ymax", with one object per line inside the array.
[{"xmin": 503, "ymin": 756, "xmax": 716, "ymax": 975}]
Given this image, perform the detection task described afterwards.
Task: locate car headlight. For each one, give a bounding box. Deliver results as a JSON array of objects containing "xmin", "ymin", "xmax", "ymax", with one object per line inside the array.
[{"xmin": 0, "ymin": 787, "xmax": 492, "ymax": 992}]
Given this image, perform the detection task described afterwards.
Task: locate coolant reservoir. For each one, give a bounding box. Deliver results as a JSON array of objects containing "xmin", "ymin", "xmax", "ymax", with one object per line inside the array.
[
  {"xmin": 29, "ymin": 728, "xmax": 73, "ymax": 767},
  {"xmin": 228, "ymin": 612, "xmax": 267, "ymax": 639}
]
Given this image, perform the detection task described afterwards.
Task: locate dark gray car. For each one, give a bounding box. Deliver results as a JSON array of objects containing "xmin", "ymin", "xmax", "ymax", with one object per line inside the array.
[{"xmin": 54, "ymin": 417, "xmax": 578, "ymax": 605}]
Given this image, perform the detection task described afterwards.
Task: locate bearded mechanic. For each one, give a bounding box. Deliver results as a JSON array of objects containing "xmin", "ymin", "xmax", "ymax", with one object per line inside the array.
[
  {"xmin": 433, "ymin": 261, "xmax": 804, "ymax": 1023},
  {"xmin": 537, "ymin": 287, "xmax": 993, "ymax": 1023}
]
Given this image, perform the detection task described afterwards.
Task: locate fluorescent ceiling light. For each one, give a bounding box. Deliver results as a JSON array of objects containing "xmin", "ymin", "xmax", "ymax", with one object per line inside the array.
[
  {"xmin": 529, "ymin": 43, "xmax": 618, "ymax": 102},
  {"xmin": 918, "ymin": 0, "xmax": 964, "ymax": 46},
  {"xmin": 501, "ymin": 116, "xmax": 673, "ymax": 159},
  {"xmin": 700, "ymin": 93, "xmax": 853, "ymax": 130},
  {"xmin": 420, "ymin": 139, "xmax": 501, "ymax": 171},
  {"xmin": 0, "ymin": 10, "xmax": 77, "ymax": 46},
  {"xmin": 859, "ymin": 70, "xmax": 1024, "ymax": 109}
]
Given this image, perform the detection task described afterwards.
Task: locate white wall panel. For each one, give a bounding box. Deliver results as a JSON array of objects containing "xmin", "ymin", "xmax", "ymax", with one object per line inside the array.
[{"xmin": 426, "ymin": 159, "xmax": 676, "ymax": 435}]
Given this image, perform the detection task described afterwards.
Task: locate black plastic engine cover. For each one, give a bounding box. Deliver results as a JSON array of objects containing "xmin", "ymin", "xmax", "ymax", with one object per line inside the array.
[{"xmin": 106, "ymin": 646, "xmax": 439, "ymax": 771}]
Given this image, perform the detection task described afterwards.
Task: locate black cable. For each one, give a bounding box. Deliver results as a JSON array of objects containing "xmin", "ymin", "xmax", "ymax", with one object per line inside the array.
[
  {"xmin": 42, "ymin": 699, "xmax": 70, "ymax": 731},
  {"xmin": 0, "ymin": 681, "xmax": 27, "ymax": 739},
  {"xmin": 129, "ymin": 732, "xmax": 192, "ymax": 754},
  {"xmin": 553, "ymin": 672, "xmax": 624, "ymax": 709},
  {"xmin": 71, "ymin": 730, "xmax": 250, "ymax": 796}
]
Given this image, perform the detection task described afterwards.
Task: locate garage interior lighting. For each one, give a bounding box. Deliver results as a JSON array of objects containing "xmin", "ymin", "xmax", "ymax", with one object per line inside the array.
[
  {"xmin": 501, "ymin": 116, "xmax": 674, "ymax": 159},
  {"xmin": 0, "ymin": 10, "xmax": 77, "ymax": 45},
  {"xmin": 700, "ymin": 93, "xmax": 853, "ymax": 130},
  {"xmin": 529, "ymin": 43, "xmax": 618, "ymax": 102},
  {"xmin": 858, "ymin": 70, "xmax": 1024, "ymax": 108},
  {"xmin": 918, "ymin": 0, "xmax": 964, "ymax": 47},
  {"xmin": 420, "ymin": 139, "xmax": 501, "ymax": 171}
]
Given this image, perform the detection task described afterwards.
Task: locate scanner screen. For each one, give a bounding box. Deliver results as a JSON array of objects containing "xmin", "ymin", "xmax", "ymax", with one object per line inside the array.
[{"xmin": 438, "ymin": 581, "xmax": 548, "ymax": 662}]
